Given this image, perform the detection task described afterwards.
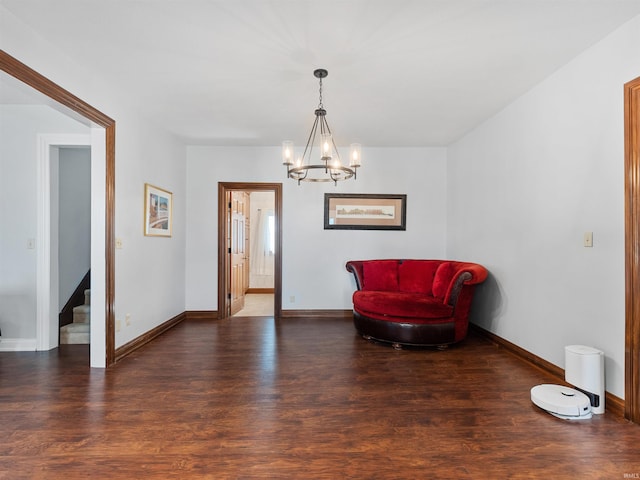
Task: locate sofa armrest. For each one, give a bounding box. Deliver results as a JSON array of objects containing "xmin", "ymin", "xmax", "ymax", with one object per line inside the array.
[
  {"xmin": 345, "ymin": 261, "xmax": 365, "ymax": 290},
  {"xmin": 447, "ymin": 272, "xmax": 472, "ymax": 306},
  {"xmin": 445, "ymin": 263, "xmax": 488, "ymax": 306},
  {"xmin": 457, "ymin": 263, "xmax": 488, "ymax": 285}
]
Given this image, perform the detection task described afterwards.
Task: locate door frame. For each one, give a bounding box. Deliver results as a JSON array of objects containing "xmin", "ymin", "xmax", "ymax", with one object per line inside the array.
[
  {"xmin": 218, "ymin": 182, "xmax": 282, "ymax": 319},
  {"xmin": 624, "ymin": 75, "xmax": 640, "ymax": 423},
  {"xmin": 0, "ymin": 51, "xmax": 116, "ymax": 367}
]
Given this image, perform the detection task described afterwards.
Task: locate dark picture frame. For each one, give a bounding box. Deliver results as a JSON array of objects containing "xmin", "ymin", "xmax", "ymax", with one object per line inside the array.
[{"xmin": 324, "ymin": 193, "xmax": 407, "ymax": 230}]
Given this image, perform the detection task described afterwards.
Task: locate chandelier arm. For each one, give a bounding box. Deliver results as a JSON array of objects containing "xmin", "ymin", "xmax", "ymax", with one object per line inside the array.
[
  {"xmin": 288, "ymin": 164, "xmax": 354, "ymax": 182},
  {"xmin": 298, "ymin": 167, "xmax": 308, "ymax": 184},
  {"xmin": 308, "ymin": 121, "xmax": 318, "ymax": 164},
  {"xmin": 318, "ymin": 118, "xmax": 328, "ymax": 171},
  {"xmin": 302, "ymin": 114, "xmax": 320, "ymax": 163},
  {"xmin": 330, "ymin": 137, "xmax": 342, "ymax": 164},
  {"xmin": 320, "ymin": 115, "xmax": 331, "ymax": 135}
]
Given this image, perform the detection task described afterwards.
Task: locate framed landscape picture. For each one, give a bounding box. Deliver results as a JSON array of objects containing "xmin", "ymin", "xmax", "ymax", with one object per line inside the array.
[
  {"xmin": 144, "ymin": 183, "xmax": 172, "ymax": 237},
  {"xmin": 324, "ymin": 193, "xmax": 406, "ymax": 230}
]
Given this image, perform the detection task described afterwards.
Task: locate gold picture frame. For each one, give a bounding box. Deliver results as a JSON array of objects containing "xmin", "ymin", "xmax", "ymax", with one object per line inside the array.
[
  {"xmin": 324, "ymin": 193, "xmax": 407, "ymax": 230},
  {"xmin": 144, "ymin": 183, "xmax": 172, "ymax": 237}
]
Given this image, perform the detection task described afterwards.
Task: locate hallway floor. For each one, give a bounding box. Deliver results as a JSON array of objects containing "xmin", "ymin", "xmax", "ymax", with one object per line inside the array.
[{"xmin": 234, "ymin": 293, "xmax": 274, "ymax": 317}]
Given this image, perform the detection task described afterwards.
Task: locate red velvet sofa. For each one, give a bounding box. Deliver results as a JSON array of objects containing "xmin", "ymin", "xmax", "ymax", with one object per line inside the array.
[{"xmin": 345, "ymin": 259, "xmax": 488, "ymax": 348}]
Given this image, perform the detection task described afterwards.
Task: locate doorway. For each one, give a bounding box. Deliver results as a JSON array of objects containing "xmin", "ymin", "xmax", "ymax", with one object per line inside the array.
[
  {"xmin": 217, "ymin": 182, "xmax": 282, "ymax": 320},
  {"xmin": 232, "ymin": 190, "xmax": 276, "ymax": 317},
  {"xmin": 36, "ymin": 137, "xmax": 92, "ymax": 351}
]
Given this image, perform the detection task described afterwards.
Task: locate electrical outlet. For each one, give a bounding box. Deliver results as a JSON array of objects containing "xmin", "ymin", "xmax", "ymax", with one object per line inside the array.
[
  {"xmin": 116, "ymin": 319, "xmax": 121, "ymax": 332},
  {"xmin": 289, "ymin": 296, "xmax": 295, "ymax": 303}
]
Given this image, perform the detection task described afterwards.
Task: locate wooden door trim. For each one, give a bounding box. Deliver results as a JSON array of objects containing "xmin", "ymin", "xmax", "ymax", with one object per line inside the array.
[
  {"xmin": 218, "ymin": 187, "xmax": 231, "ymax": 317},
  {"xmin": 625, "ymin": 75, "xmax": 640, "ymax": 423},
  {"xmin": 218, "ymin": 182, "xmax": 282, "ymax": 320},
  {"xmin": 0, "ymin": 51, "xmax": 116, "ymax": 366}
]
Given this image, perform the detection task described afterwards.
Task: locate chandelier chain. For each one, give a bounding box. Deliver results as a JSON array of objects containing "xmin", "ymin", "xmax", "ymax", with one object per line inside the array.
[{"xmin": 318, "ymin": 77, "xmax": 323, "ymax": 108}]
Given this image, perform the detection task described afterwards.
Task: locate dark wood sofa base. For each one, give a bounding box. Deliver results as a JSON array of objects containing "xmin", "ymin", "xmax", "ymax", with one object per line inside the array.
[{"xmin": 353, "ymin": 312, "xmax": 457, "ymax": 348}]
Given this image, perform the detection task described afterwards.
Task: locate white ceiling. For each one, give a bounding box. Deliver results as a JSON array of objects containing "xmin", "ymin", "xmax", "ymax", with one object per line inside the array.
[{"xmin": 2, "ymin": 0, "xmax": 640, "ymax": 147}]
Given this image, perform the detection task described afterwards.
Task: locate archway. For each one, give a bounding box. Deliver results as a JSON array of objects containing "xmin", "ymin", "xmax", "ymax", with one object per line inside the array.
[{"xmin": 0, "ymin": 51, "xmax": 116, "ymax": 367}]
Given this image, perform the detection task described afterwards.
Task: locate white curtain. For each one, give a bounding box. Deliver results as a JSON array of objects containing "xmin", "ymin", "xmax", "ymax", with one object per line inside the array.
[{"xmin": 251, "ymin": 208, "xmax": 274, "ymax": 276}]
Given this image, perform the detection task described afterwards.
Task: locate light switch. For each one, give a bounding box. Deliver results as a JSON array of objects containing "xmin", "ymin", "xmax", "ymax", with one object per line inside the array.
[
  {"xmin": 584, "ymin": 232, "xmax": 593, "ymax": 248},
  {"xmin": 115, "ymin": 238, "xmax": 123, "ymax": 249}
]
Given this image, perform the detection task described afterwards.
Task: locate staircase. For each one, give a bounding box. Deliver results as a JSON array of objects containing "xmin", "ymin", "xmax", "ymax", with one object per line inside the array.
[{"xmin": 60, "ymin": 289, "xmax": 90, "ymax": 344}]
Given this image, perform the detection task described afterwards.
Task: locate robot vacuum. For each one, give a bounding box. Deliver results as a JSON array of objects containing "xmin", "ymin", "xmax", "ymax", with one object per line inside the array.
[{"xmin": 530, "ymin": 384, "xmax": 592, "ymax": 420}]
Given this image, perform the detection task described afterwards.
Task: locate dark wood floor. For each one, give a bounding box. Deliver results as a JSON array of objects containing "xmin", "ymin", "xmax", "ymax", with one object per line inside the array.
[{"xmin": 1, "ymin": 317, "xmax": 640, "ymax": 479}]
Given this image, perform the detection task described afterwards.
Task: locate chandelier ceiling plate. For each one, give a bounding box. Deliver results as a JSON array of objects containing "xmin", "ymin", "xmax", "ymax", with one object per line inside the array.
[{"xmin": 313, "ymin": 69, "xmax": 328, "ymax": 79}]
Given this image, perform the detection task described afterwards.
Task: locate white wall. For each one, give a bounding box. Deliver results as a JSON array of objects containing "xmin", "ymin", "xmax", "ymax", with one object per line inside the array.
[
  {"xmin": 185, "ymin": 146, "xmax": 448, "ymax": 311},
  {"xmin": 58, "ymin": 147, "xmax": 91, "ymax": 310},
  {"xmin": 113, "ymin": 117, "xmax": 186, "ymax": 346},
  {"xmin": 447, "ymin": 15, "xmax": 640, "ymax": 399},
  {"xmin": 0, "ymin": 105, "xmax": 89, "ymax": 348},
  {"xmin": 3, "ymin": 7, "xmax": 187, "ymax": 355}
]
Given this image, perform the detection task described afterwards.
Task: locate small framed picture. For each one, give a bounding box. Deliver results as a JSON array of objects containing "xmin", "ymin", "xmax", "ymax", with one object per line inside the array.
[
  {"xmin": 324, "ymin": 193, "xmax": 407, "ymax": 230},
  {"xmin": 144, "ymin": 183, "xmax": 172, "ymax": 237}
]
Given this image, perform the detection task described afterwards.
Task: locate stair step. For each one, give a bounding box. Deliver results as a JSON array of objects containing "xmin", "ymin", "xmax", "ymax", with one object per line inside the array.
[
  {"xmin": 72, "ymin": 304, "xmax": 90, "ymax": 323},
  {"xmin": 60, "ymin": 323, "xmax": 90, "ymax": 344}
]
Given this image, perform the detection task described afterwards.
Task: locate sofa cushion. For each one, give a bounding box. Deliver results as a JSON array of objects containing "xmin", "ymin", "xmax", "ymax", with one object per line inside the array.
[
  {"xmin": 432, "ymin": 262, "xmax": 455, "ymax": 300},
  {"xmin": 398, "ymin": 260, "xmax": 440, "ymax": 294},
  {"xmin": 362, "ymin": 260, "xmax": 399, "ymax": 291},
  {"xmin": 353, "ymin": 291, "xmax": 454, "ymax": 320}
]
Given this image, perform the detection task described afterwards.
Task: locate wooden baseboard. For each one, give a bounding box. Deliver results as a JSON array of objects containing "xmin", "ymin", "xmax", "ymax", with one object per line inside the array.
[
  {"xmin": 185, "ymin": 310, "xmax": 218, "ymax": 321},
  {"xmin": 186, "ymin": 309, "xmax": 351, "ymax": 320},
  {"xmin": 281, "ymin": 309, "xmax": 353, "ymax": 319},
  {"xmin": 114, "ymin": 312, "xmax": 186, "ymax": 363},
  {"xmin": 113, "ymin": 309, "xmax": 348, "ymax": 363},
  {"xmin": 469, "ymin": 323, "xmax": 625, "ymax": 417},
  {"xmin": 246, "ymin": 288, "xmax": 274, "ymax": 294}
]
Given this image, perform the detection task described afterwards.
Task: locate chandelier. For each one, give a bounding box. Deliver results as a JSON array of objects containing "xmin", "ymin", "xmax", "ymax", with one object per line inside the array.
[{"xmin": 282, "ymin": 68, "xmax": 361, "ymax": 185}]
